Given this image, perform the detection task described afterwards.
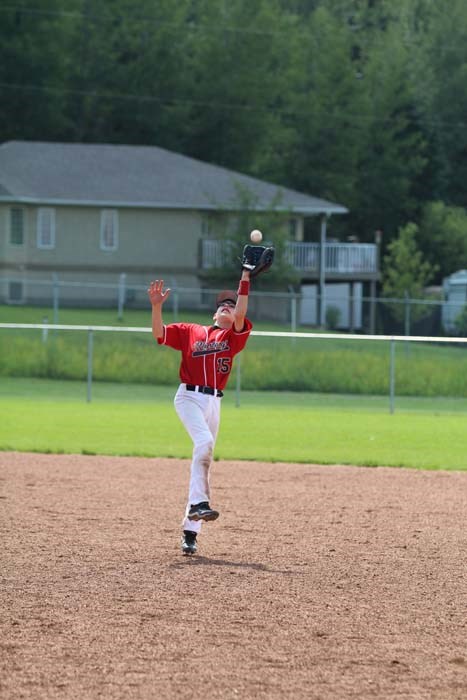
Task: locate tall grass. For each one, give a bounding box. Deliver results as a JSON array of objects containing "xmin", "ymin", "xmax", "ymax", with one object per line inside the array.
[{"xmin": 1, "ymin": 304, "xmax": 467, "ymax": 397}]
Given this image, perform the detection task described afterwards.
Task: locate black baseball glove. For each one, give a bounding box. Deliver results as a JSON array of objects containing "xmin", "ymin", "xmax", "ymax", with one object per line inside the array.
[{"xmin": 241, "ymin": 245, "xmax": 275, "ymax": 278}]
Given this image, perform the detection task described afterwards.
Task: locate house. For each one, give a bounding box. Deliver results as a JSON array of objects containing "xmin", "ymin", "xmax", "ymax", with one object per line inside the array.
[{"xmin": 0, "ymin": 141, "xmax": 379, "ymax": 327}]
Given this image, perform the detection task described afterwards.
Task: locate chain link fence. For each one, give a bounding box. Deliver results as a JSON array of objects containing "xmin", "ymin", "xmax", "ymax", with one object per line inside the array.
[
  {"xmin": 1, "ymin": 272, "xmax": 466, "ymax": 337},
  {"xmin": 2, "ymin": 323, "xmax": 467, "ymax": 412}
]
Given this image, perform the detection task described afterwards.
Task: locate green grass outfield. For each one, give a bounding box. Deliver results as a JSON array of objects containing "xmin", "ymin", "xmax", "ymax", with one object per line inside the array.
[{"xmin": 1, "ymin": 378, "xmax": 466, "ymax": 470}]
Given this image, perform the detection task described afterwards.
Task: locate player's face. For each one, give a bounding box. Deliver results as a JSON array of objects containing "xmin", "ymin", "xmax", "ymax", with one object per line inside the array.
[{"xmin": 214, "ymin": 301, "xmax": 235, "ymax": 327}]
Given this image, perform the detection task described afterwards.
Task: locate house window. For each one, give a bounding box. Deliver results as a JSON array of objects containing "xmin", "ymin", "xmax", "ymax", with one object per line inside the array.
[
  {"xmin": 37, "ymin": 208, "xmax": 56, "ymax": 249},
  {"xmin": 9, "ymin": 208, "xmax": 24, "ymax": 245},
  {"xmin": 8, "ymin": 280, "xmax": 24, "ymax": 303},
  {"xmin": 100, "ymin": 209, "xmax": 118, "ymax": 251}
]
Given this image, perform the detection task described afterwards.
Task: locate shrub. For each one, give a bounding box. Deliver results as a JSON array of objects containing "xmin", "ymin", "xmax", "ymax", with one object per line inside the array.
[
  {"xmin": 325, "ymin": 305, "xmax": 341, "ymax": 330},
  {"xmin": 454, "ymin": 305, "xmax": 467, "ymax": 336}
]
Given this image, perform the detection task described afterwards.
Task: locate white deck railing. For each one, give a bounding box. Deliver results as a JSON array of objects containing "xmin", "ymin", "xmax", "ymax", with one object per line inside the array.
[{"xmin": 201, "ymin": 240, "xmax": 378, "ymax": 274}]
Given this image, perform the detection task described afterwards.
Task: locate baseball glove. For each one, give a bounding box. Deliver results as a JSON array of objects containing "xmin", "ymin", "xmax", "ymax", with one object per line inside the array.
[{"xmin": 241, "ymin": 244, "xmax": 275, "ymax": 278}]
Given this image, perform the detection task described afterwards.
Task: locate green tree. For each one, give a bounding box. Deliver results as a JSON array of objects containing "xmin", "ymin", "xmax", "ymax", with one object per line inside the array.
[
  {"xmin": 351, "ymin": 21, "xmax": 428, "ymax": 241},
  {"xmin": 178, "ymin": 0, "xmax": 294, "ymax": 172},
  {"xmin": 255, "ymin": 1, "xmax": 431, "ymax": 247},
  {"xmin": 0, "ymin": 1, "xmax": 72, "ymax": 141},
  {"xmin": 382, "ymin": 222, "xmax": 438, "ymax": 322},
  {"xmin": 416, "ymin": 0, "xmax": 467, "ymax": 208},
  {"xmin": 255, "ymin": 6, "xmax": 366, "ymax": 214},
  {"xmin": 64, "ymin": 0, "xmax": 194, "ymax": 145},
  {"xmin": 419, "ymin": 202, "xmax": 467, "ymax": 282},
  {"xmin": 454, "ymin": 305, "xmax": 467, "ymax": 337}
]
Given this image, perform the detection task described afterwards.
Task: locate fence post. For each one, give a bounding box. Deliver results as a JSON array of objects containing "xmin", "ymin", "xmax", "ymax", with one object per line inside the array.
[
  {"xmin": 319, "ymin": 214, "xmax": 327, "ymax": 326},
  {"xmin": 389, "ymin": 339, "xmax": 395, "ymax": 414},
  {"xmin": 404, "ymin": 291, "xmax": 411, "ymax": 356},
  {"xmin": 369, "ymin": 280, "xmax": 377, "ymax": 334},
  {"xmin": 349, "ymin": 283, "xmax": 355, "ymax": 333},
  {"xmin": 289, "ymin": 288, "xmax": 297, "ymax": 334},
  {"xmin": 52, "ymin": 273, "xmax": 59, "ymax": 324},
  {"xmin": 87, "ymin": 330, "xmax": 93, "ymax": 403},
  {"xmin": 42, "ymin": 316, "xmax": 48, "ymax": 343},
  {"xmin": 404, "ymin": 291, "xmax": 411, "ymax": 336},
  {"xmin": 118, "ymin": 273, "xmax": 126, "ymax": 320}
]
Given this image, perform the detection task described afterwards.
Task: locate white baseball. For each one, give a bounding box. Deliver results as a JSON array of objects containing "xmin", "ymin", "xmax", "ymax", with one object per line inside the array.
[{"xmin": 250, "ymin": 229, "xmax": 263, "ymax": 243}]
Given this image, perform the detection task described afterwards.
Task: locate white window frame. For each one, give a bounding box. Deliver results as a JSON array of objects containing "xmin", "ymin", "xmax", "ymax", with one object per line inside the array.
[
  {"xmin": 100, "ymin": 209, "xmax": 119, "ymax": 251},
  {"xmin": 36, "ymin": 207, "xmax": 56, "ymax": 249},
  {"xmin": 9, "ymin": 207, "xmax": 25, "ymax": 246}
]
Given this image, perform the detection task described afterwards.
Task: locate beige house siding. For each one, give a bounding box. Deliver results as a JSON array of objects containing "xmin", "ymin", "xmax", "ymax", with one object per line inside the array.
[
  {"xmin": 0, "ymin": 200, "xmax": 313, "ymax": 308},
  {"xmin": 0, "ymin": 205, "xmax": 203, "ymax": 270},
  {"xmin": 0, "ymin": 203, "xmax": 208, "ymax": 306}
]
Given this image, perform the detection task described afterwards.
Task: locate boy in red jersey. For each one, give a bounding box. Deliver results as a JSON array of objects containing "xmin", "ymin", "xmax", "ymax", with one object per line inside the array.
[{"xmin": 148, "ymin": 270, "xmax": 252, "ymax": 555}]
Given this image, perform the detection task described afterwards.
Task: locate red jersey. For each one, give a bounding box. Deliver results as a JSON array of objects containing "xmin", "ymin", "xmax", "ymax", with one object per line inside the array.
[{"xmin": 158, "ymin": 320, "xmax": 252, "ymax": 391}]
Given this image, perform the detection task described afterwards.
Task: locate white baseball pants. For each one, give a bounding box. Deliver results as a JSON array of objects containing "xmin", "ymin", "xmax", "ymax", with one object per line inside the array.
[{"xmin": 174, "ymin": 384, "xmax": 221, "ymax": 533}]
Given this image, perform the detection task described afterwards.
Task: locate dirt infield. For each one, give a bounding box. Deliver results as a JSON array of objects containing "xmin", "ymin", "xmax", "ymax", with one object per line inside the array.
[{"xmin": 1, "ymin": 452, "xmax": 467, "ymax": 700}]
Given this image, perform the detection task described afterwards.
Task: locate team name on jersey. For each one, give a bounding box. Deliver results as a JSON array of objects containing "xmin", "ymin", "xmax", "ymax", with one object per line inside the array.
[{"xmin": 192, "ymin": 339, "xmax": 230, "ymax": 357}]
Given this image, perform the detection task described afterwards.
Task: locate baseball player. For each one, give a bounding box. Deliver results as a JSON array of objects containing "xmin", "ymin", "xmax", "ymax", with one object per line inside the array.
[
  {"xmin": 148, "ymin": 241, "xmax": 274, "ymax": 555},
  {"xmin": 148, "ymin": 270, "xmax": 253, "ymax": 555}
]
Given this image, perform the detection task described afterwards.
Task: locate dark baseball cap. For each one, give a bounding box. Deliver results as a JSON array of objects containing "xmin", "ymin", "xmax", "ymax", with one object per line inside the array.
[{"xmin": 216, "ymin": 289, "xmax": 237, "ymax": 308}]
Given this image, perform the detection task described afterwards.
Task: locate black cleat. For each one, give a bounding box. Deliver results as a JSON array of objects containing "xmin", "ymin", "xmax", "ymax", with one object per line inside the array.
[
  {"xmin": 187, "ymin": 501, "xmax": 219, "ymax": 522},
  {"xmin": 181, "ymin": 530, "xmax": 198, "ymax": 555}
]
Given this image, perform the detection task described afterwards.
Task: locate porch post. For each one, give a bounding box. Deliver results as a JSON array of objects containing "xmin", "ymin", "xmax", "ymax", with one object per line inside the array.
[
  {"xmin": 371, "ymin": 229, "xmax": 382, "ymax": 334},
  {"xmin": 319, "ymin": 214, "xmax": 328, "ymax": 326},
  {"xmin": 349, "ymin": 281, "xmax": 355, "ymax": 333}
]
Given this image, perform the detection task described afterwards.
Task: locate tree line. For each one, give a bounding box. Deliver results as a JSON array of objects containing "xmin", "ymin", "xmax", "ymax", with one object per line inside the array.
[{"xmin": 2, "ymin": 0, "xmax": 467, "ymax": 295}]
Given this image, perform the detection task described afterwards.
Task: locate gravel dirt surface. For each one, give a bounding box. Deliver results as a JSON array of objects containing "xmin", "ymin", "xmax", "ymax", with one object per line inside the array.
[{"xmin": 1, "ymin": 451, "xmax": 467, "ymax": 700}]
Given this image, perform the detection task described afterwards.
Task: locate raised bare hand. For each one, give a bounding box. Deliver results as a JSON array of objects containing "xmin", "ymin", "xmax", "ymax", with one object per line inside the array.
[{"xmin": 147, "ymin": 279, "xmax": 171, "ymax": 306}]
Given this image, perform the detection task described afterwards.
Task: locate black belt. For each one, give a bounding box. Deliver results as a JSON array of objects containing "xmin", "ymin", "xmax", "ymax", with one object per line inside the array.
[{"xmin": 186, "ymin": 384, "xmax": 223, "ymax": 398}]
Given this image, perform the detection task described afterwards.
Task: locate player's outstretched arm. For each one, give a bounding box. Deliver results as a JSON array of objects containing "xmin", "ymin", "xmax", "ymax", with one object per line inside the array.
[
  {"xmin": 234, "ymin": 269, "xmax": 250, "ymax": 332},
  {"xmin": 148, "ymin": 279, "xmax": 170, "ymax": 340}
]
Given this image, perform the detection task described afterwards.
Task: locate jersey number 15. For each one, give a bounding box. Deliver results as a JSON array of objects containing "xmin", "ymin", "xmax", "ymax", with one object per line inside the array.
[{"xmin": 217, "ymin": 357, "xmax": 231, "ymax": 374}]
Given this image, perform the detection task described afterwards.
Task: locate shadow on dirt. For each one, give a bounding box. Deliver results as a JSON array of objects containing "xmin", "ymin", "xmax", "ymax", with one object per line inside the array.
[{"xmin": 169, "ymin": 556, "xmax": 299, "ymax": 574}]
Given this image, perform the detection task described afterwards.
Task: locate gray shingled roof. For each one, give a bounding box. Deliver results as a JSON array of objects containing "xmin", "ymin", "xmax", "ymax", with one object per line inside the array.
[{"xmin": 0, "ymin": 141, "xmax": 348, "ymax": 215}]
